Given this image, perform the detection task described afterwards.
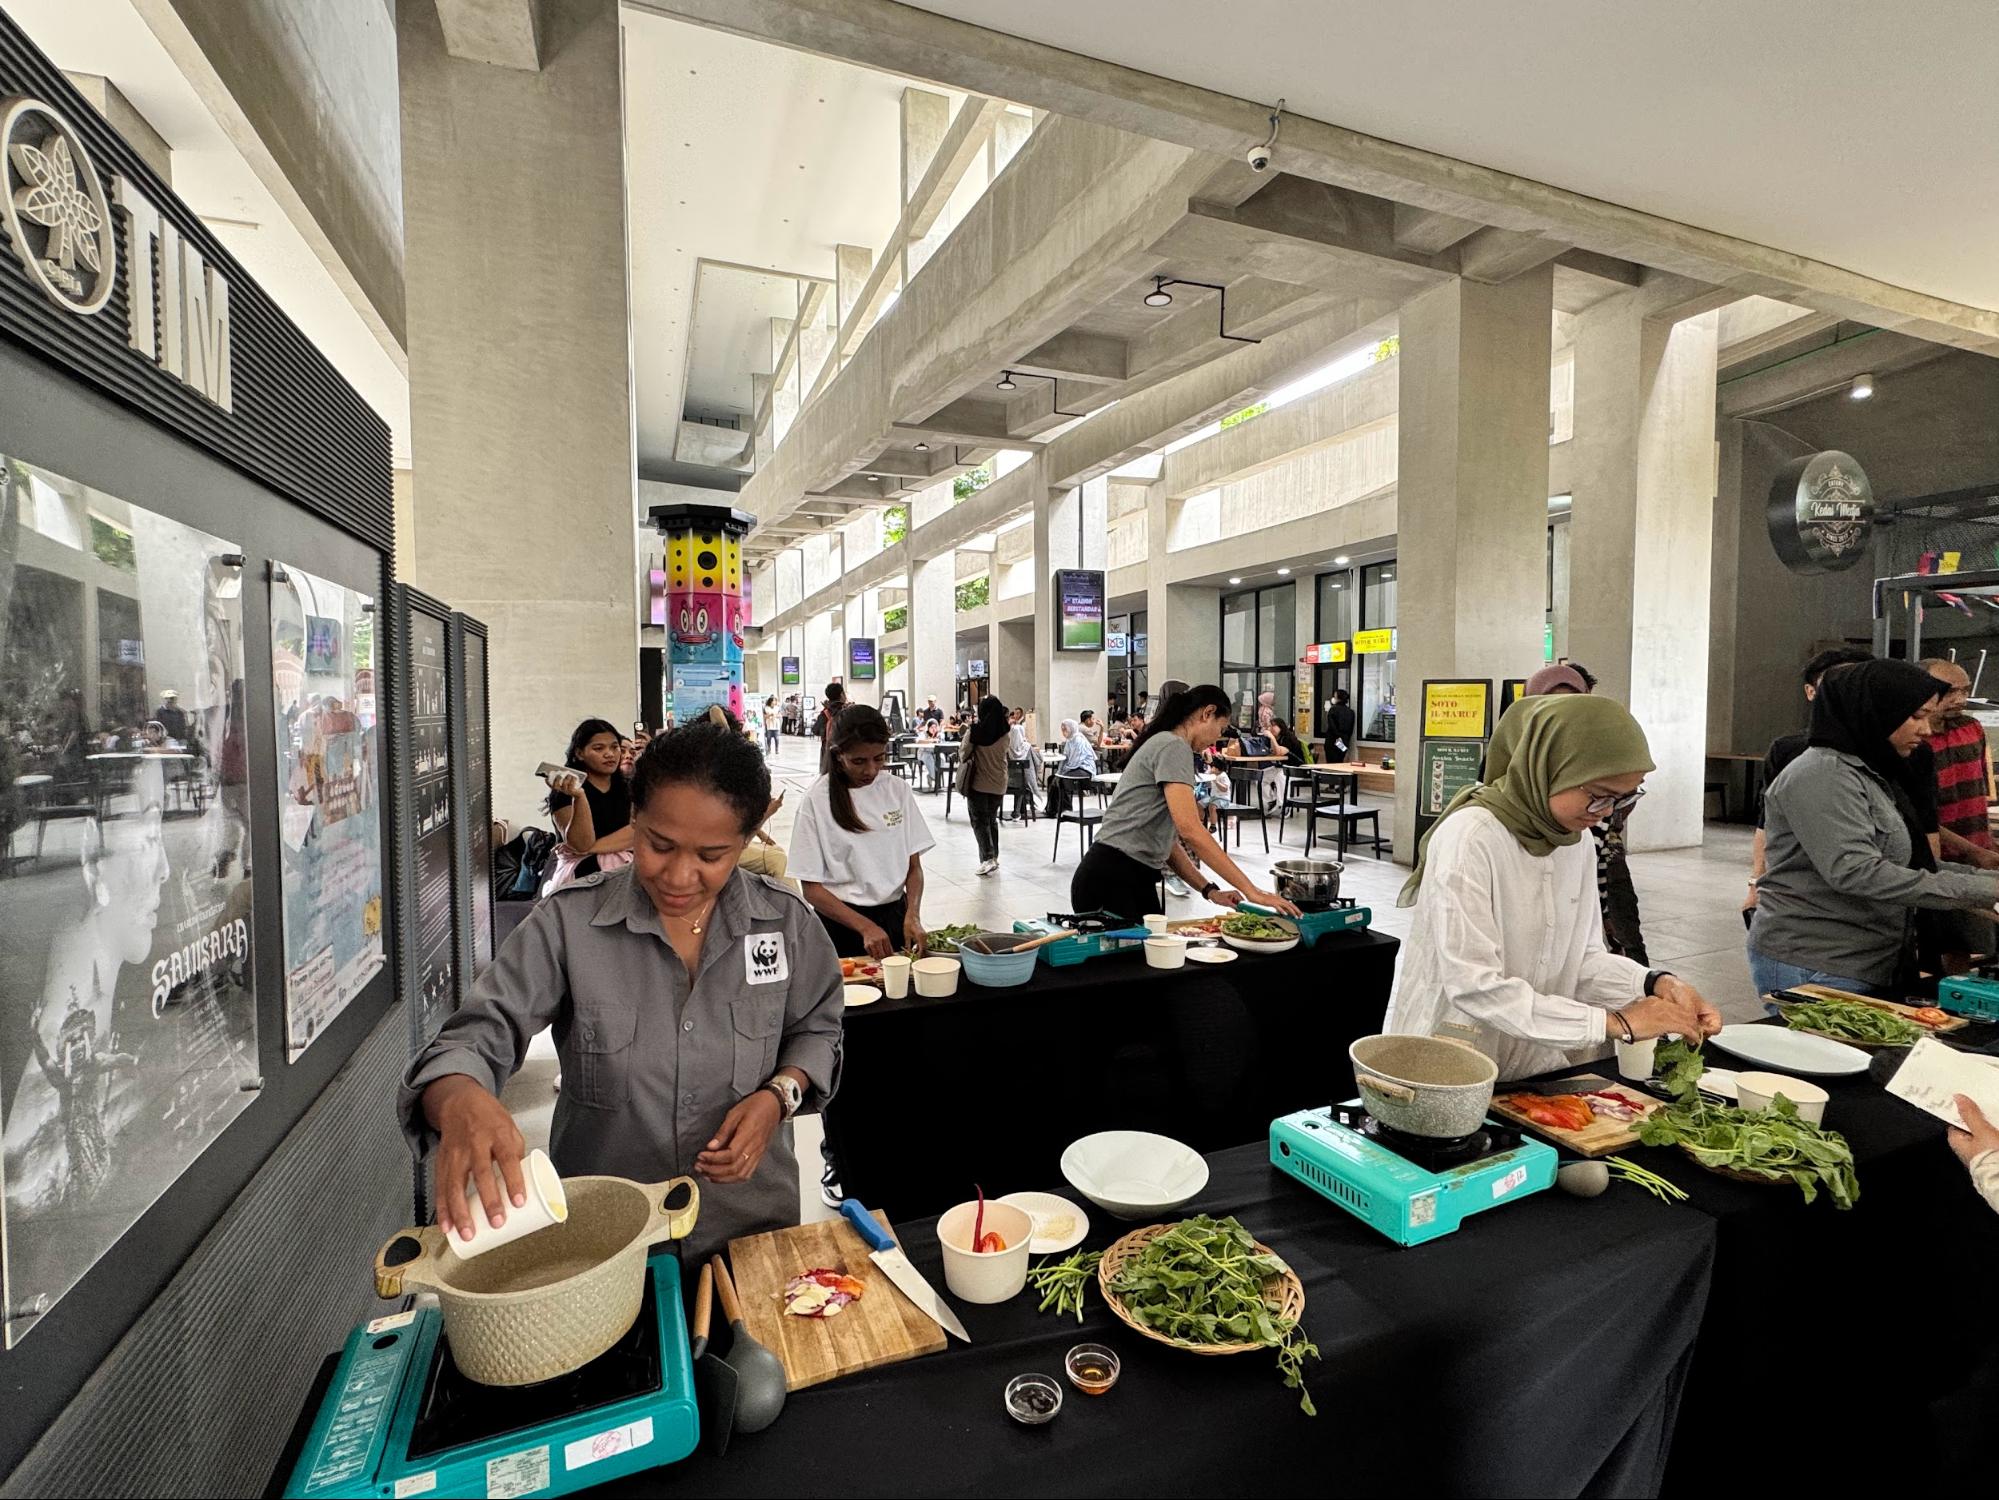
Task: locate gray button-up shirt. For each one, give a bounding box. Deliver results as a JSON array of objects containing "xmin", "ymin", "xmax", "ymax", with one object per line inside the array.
[
  {"xmin": 1755, "ymin": 745, "xmax": 1999, "ymax": 985},
  {"xmin": 399, "ymin": 867, "xmax": 843, "ymax": 1265}
]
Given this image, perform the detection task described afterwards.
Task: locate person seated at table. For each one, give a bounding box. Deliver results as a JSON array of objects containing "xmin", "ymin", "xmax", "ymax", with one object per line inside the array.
[
  {"xmin": 1078, "ymin": 709, "xmax": 1104, "ymax": 750},
  {"xmin": 1751, "ymin": 658, "xmax": 1999, "ymax": 999},
  {"xmin": 543, "ymin": 717, "xmax": 634, "ymax": 892},
  {"xmin": 402, "ymin": 718, "xmax": 844, "ymax": 1264},
  {"xmin": 1071, "ymin": 684, "xmax": 1299, "ymax": 921},
  {"xmin": 1047, "ymin": 717, "xmax": 1097, "ymax": 817},
  {"xmin": 1386, "ymin": 694, "xmax": 1722, "ymax": 1083},
  {"xmin": 1006, "ymin": 706, "xmax": 1042, "ymax": 794}
]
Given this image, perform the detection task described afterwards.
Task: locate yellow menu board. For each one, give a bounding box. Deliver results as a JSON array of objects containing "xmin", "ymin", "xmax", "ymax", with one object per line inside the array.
[
  {"xmin": 1423, "ymin": 680, "xmax": 1491, "ymax": 739},
  {"xmin": 1354, "ymin": 628, "xmax": 1395, "ymax": 655}
]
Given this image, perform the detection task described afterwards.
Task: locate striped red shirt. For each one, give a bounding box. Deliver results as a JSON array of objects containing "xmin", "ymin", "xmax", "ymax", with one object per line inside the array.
[{"xmin": 1927, "ymin": 716, "xmax": 1991, "ymax": 847}]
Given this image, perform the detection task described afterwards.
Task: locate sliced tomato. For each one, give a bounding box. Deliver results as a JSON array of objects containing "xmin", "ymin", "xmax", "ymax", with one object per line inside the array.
[{"xmin": 976, "ymin": 1231, "xmax": 1007, "ymax": 1253}]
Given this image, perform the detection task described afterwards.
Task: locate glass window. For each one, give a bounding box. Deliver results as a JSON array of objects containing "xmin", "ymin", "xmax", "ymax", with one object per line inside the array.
[
  {"xmin": 1221, "ymin": 592, "xmax": 1255, "ymax": 670},
  {"xmin": 1358, "ymin": 560, "xmax": 1398, "ymax": 743},
  {"xmin": 1361, "ymin": 563, "xmax": 1397, "ymax": 631},
  {"xmin": 1220, "ymin": 584, "xmax": 1297, "ymax": 730},
  {"xmin": 1315, "ymin": 570, "xmax": 1355, "ymax": 644}
]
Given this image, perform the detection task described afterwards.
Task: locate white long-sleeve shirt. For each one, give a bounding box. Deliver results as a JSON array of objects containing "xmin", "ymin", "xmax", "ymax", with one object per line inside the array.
[
  {"xmin": 1385, "ymin": 806, "xmax": 1648, "ymax": 1083},
  {"xmin": 1973, "ymin": 1150, "xmax": 1999, "ymax": 1215}
]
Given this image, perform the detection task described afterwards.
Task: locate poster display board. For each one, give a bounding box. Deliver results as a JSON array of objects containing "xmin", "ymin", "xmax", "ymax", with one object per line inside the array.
[
  {"xmin": 848, "ymin": 637, "xmax": 877, "ymax": 681},
  {"xmin": 406, "ymin": 602, "xmax": 456, "ymax": 1045},
  {"xmin": 1421, "ymin": 680, "xmax": 1492, "ymax": 740},
  {"xmin": 1354, "ymin": 628, "xmax": 1396, "ymax": 655},
  {"xmin": 459, "ymin": 622, "xmax": 494, "ymax": 976},
  {"xmin": 270, "ymin": 562, "xmax": 384, "ymax": 1060},
  {"xmin": 1419, "ymin": 740, "xmax": 1484, "ymax": 819},
  {"xmin": 780, "ymin": 655, "xmax": 800, "ymax": 686},
  {"xmin": 1414, "ymin": 677, "xmax": 1492, "ymax": 841},
  {"xmin": 0, "ymin": 455, "xmax": 261, "ymax": 1346},
  {"xmin": 671, "ymin": 663, "xmax": 733, "ymax": 719},
  {"xmin": 1055, "ymin": 569, "xmax": 1106, "ymax": 651},
  {"xmin": 1498, "ymin": 678, "xmax": 1529, "ymax": 715}
]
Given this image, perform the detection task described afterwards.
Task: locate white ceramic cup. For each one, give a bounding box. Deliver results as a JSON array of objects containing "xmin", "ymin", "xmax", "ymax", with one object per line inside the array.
[
  {"xmin": 879, "ymin": 954, "xmax": 912, "ymax": 998},
  {"xmin": 913, "ymin": 956, "xmax": 961, "ymax": 996},
  {"xmin": 1614, "ymin": 1036, "xmax": 1658, "ymax": 1082},
  {"xmin": 1144, "ymin": 936, "xmax": 1188, "ymax": 969},
  {"xmin": 1142, "ymin": 914, "xmax": 1170, "ymax": 937},
  {"xmin": 454, "ymin": 1148, "xmax": 566, "ymax": 1259},
  {"xmin": 937, "ymin": 1199, "xmax": 1033, "ymax": 1303},
  {"xmin": 1734, "ymin": 1070, "xmax": 1829, "ymax": 1125}
]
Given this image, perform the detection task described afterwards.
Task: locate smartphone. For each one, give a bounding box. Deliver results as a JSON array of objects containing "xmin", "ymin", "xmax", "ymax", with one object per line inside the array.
[
  {"xmin": 535, "ymin": 761, "xmax": 572, "ymax": 782},
  {"xmin": 633, "ymin": 720, "xmax": 647, "ymax": 737}
]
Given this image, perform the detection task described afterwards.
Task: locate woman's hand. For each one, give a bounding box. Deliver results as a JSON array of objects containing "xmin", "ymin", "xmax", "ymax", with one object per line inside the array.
[
  {"xmin": 902, "ymin": 912, "xmax": 928, "ymax": 956},
  {"xmin": 697, "ymin": 1089, "xmax": 782, "ymax": 1184},
  {"xmin": 1247, "ymin": 887, "xmax": 1303, "ymax": 917},
  {"xmin": 858, "ymin": 921, "xmax": 893, "ymax": 959},
  {"xmin": 425, "ymin": 1075, "xmax": 527, "ymax": 1242},
  {"xmin": 549, "ymin": 769, "xmax": 586, "ymax": 799},
  {"xmin": 1949, "ymin": 1095, "xmax": 1999, "ymax": 1165},
  {"xmin": 1621, "ymin": 977, "xmax": 1722, "ymax": 1043}
]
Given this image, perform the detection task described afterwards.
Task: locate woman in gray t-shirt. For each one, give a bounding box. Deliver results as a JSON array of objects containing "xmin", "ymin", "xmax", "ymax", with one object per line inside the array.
[{"xmin": 1072, "ymin": 684, "xmax": 1300, "ymax": 920}]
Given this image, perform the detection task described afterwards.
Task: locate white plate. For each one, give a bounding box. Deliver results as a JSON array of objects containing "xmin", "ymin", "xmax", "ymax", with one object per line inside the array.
[
  {"xmin": 842, "ymin": 983, "xmax": 880, "ymax": 1008},
  {"xmin": 1708, "ymin": 1026, "xmax": 1869, "ymax": 1077},
  {"xmin": 997, "ymin": 1191, "xmax": 1090, "ymax": 1254},
  {"xmin": 1185, "ymin": 946, "xmax": 1238, "ymax": 965},
  {"xmin": 1696, "ymin": 1066, "xmax": 1740, "ymax": 1101},
  {"xmin": 1220, "ymin": 932, "xmax": 1300, "ymax": 956}
]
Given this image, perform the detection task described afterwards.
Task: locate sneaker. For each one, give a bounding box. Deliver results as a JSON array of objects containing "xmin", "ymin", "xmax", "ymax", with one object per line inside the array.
[
  {"xmin": 1164, "ymin": 875, "xmax": 1192, "ymax": 898},
  {"xmin": 819, "ymin": 1161, "xmax": 844, "ymax": 1209},
  {"xmin": 976, "ymin": 859, "xmax": 997, "ymax": 876}
]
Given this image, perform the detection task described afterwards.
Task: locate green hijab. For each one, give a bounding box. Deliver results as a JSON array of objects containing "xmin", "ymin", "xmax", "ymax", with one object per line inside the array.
[{"xmin": 1397, "ymin": 694, "xmax": 1654, "ymax": 905}]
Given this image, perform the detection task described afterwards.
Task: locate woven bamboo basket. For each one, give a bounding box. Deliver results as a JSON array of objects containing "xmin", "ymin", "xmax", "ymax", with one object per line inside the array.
[{"xmin": 1096, "ymin": 1223, "xmax": 1305, "ymax": 1356}]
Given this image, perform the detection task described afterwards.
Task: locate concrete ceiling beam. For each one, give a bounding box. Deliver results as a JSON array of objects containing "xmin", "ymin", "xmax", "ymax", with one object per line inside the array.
[
  {"xmin": 1393, "ymin": 202, "xmax": 1483, "ymax": 253},
  {"xmin": 1011, "ymin": 328, "xmax": 1130, "ymax": 385},
  {"xmin": 1454, "ymin": 226, "xmax": 1573, "ymax": 284},
  {"xmin": 1124, "ymin": 274, "xmax": 1334, "ymax": 384},
  {"xmin": 1149, "ymin": 209, "xmax": 1448, "ymax": 303},
  {"xmin": 746, "ymin": 278, "xmax": 830, "ymax": 440},
  {"xmin": 890, "ymin": 404, "xmax": 1038, "ymax": 447},
  {"xmin": 433, "ymin": 0, "xmax": 549, "ymax": 70},
  {"xmin": 1555, "ymin": 247, "xmax": 1644, "ymax": 287},
  {"xmin": 633, "ymin": 0, "xmax": 1999, "ymax": 352}
]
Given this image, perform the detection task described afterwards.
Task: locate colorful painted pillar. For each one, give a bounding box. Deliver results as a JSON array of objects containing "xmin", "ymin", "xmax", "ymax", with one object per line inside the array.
[{"xmin": 648, "ymin": 502, "xmax": 754, "ymax": 724}]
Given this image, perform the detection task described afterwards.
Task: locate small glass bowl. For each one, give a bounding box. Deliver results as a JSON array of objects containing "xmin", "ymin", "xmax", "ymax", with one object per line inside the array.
[
  {"xmin": 1064, "ymin": 1342, "xmax": 1121, "ymax": 1395},
  {"xmin": 1004, "ymin": 1372, "xmax": 1064, "ymax": 1425}
]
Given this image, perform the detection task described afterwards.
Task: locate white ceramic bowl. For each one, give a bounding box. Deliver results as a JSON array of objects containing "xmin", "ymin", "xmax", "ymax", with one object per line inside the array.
[
  {"xmin": 1144, "ymin": 936, "xmax": 1188, "ymax": 969},
  {"xmin": 842, "ymin": 982, "xmax": 880, "ymax": 1008},
  {"xmin": 1734, "ymin": 1070, "xmax": 1829, "ymax": 1125},
  {"xmin": 937, "ymin": 1199, "xmax": 1033, "ymax": 1303},
  {"xmin": 1220, "ymin": 919, "xmax": 1300, "ymax": 956},
  {"xmin": 912, "ymin": 957, "xmax": 961, "ymax": 997},
  {"xmin": 1060, "ymin": 1130, "xmax": 1210, "ymax": 1220}
]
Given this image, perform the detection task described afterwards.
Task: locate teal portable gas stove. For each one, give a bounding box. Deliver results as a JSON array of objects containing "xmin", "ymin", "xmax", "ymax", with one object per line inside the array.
[
  {"xmin": 1939, "ymin": 969, "xmax": 1999, "ymax": 1021},
  {"xmin": 1270, "ymin": 1103, "xmax": 1556, "ymax": 1245},
  {"xmin": 285, "ymin": 1253, "xmax": 697, "ymax": 1498}
]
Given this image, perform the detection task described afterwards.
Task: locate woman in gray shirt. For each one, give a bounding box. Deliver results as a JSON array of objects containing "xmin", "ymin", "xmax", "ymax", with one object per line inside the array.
[
  {"xmin": 1071, "ymin": 684, "xmax": 1299, "ymax": 921},
  {"xmin": 401, "ymin": 719, "xmax": 844, "ymax": 1265},
  {"xmin": 1752, "ymin": 658, "xmax": 1999, "ymax": 998}
]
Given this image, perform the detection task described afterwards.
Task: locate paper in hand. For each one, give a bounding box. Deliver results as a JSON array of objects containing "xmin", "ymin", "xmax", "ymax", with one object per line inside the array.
[{"xmin": 1885, "ymin": 1035, "xmax": 1999, "ymax": 1129}]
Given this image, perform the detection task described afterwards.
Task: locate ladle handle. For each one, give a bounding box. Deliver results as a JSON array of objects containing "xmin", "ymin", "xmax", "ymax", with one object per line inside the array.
[
  {"xmin": 692, "ymin": 1261, "xmax": 714, "ymax": 1345},
  {"xmin": 641, "ymin": 1175, "xmax": 702, "ymax": 1246},
  {"xmin": 711, "ymin": 1254, "xmax": 747, "ymax": 1327},
  {"xmin": 372, "ymin": 1224, "xmax": 448, "ymax": 1298}
]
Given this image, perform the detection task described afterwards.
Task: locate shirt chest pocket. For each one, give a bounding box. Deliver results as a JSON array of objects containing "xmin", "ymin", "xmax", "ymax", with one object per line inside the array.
[
  {"xmin": 729, "ymin": 992, "xmax": 785, "ymax": 1100},
  {"xmin": 566, "ymin": 999, "xmax": 640, "ymax": 1110}
]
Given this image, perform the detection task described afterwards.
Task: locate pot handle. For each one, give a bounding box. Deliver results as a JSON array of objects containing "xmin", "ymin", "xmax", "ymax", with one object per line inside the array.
[
  {"xmin": 373, "ymin": 1224, "xmax": 449, "ymax": 1299},
  {"xmin": 1431, "ymin": 1022, "xmax": 1485, "ymax": 1053},
  {"xmin": 1354, "ymin": 1069, "xmax": 1415, "ymax": 1104},
  {"xmin": 641, "ymin": 1176, "xmax": 701, "ymax": 1246}
]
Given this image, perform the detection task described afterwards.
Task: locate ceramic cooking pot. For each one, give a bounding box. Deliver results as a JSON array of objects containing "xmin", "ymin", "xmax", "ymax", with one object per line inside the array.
[{"xmin": 1349, "ymin": 1031, "xmax": 1497, "ymax": 1139}]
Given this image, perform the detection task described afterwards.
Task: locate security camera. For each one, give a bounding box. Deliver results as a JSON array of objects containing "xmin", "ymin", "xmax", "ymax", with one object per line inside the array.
[
  {"xmin": 1246, "ymin": 143, "xmax": 1272, "ymax": 173},
  {"xmin": 1248, "ymin": 97, "xmax": 1283, "ymax": 175}
]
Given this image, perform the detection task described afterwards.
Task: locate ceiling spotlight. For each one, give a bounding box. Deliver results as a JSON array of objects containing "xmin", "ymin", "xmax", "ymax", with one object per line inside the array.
[
  {"xmin": 1849, "ymin": 372, "xmax": 1875, "ymax": 400},
  {"xmin": 1143, "ymin": 277, "xmax": 1174, "ymax": 308},
  {"xmin": 1333, "ymin": 554, "xmax": 1350, "ymax": 565},
  {"xmin": 1228, "ymin": 576, "xmax": 1243, "ymax": 585},
  {"xmin": 1277, "ymin": 567, "xmax": 1291, "ymax": 576},
  {"xmin": 996, "ymin": 371, "xmax": 1018, "ymax": 391},
  {"xmin": 914, "ymin": 440, "xmax": 929, "ymax": 451}
]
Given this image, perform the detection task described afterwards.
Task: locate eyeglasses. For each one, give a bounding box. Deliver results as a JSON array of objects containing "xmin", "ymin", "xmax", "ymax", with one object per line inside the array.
[{"xmin": 1584, "ymin": 787, "xmax": 1646, "ymax": 817}]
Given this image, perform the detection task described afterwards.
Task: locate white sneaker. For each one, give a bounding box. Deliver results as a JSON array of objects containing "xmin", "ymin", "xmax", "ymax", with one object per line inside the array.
[
  {"xmin": 977, "ymin": 859, "xmax": 997, "ymax": 876},
  {"xmin": 1164, "ymin": 876, "xmax": 1191, "ymax": 898}
]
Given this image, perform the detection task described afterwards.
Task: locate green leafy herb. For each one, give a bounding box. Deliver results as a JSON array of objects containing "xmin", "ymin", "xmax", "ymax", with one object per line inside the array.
[
  {"xmin": 1636, "ymin": 1094, "xmax": 1859, "ymax": 1209},
  {"xmin": 1026, "ymin": 1249, "xmax": 1101, "ymax": 1322},
  {"xmin": 1782, "ymin": 997, "xmax": 1922, "ymax": 1046},
  {"xmin": 1652, "ymin": 1037, "xmax": 1708, "ymax": 1101},
  {"xmin": 1220, "ymin": 913, "xmax": 1292, "ymax": 941},
  {"xmin": 1603, "ymin": 1155, "xmax": 1688, "ymax": 1203},
  {"xmin": 921, "ymin": 923, "xmax": 982, "ymax": 955}
]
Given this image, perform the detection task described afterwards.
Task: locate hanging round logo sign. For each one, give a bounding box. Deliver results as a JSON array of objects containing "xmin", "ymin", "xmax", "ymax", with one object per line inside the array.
[
  {"xmin": 1767, "ymin": 449, "xmax": 1873, "ymax": 574},
  {"xmin": 2, "ymin": 96, "xmax": 117, "ymax": 317}
]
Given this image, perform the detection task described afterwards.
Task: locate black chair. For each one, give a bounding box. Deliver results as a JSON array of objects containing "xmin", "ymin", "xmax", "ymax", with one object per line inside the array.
[
  {"xmin": 888, "ymin": 738, "xmax": 917, "ymax": 782},
  {"xmin": 936, "ymin": 743, "xmax": 962, "ymax": 812},
  {"xmin": 1212, "ymin": 765, "xmax": 1270, "ymax": 854},
  {"xmin": 1276, "ymin": 766, "xmax": 1328, "ymax": 846},
  {"xmin": 1051, "ymin": 770, "xmax": 1101, "ymax": 858},
  {"xmin": 1307, "ymin": 772, "xmax": 1385, "ymax": 860},
  {"xmin": 1005, "ymin": 759, "xmax": 1039, "ymax": 825}
]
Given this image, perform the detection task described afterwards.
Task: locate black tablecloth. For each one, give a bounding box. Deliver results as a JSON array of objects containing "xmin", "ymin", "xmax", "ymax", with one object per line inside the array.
[
  {"xmin": 824, "ymin": 930, "xmax": 1400, "ymax": 1221},
  {"xmin": 620, "ymin": 1142, "xmax": 1715, "ymax": 1499}
]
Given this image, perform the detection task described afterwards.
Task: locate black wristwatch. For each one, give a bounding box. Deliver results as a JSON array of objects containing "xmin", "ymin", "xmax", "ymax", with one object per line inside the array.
[
  {"xmin": 1200, "ymin": 881, "xmax": 1221, "ymax": 900},
  {"xmin": 1643, "ymin": 969, "xmax": 1673, "ymax": 996}
]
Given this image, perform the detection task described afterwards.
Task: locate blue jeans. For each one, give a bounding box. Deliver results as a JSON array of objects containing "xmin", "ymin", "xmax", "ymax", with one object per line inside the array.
[{"xmin": 1745, "ymin": 950, "xmax": 1886, "ymax": 1015}]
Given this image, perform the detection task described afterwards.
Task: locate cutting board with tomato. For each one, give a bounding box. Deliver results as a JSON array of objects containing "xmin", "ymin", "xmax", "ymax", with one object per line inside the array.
[
  {"xmin": 1779, "ymin": 984, "xmax": 1968, "ymax": 1035},
  {"xmin": 726, "ymin": 1210, "xmax": 946, "ymax": 1391},
  {"xmin": 1489, "ymin": 1075, "xmax": 1661, "ymax": 1157}
]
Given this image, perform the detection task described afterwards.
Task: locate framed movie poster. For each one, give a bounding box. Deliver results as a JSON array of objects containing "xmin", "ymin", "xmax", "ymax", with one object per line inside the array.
[
  {"xmin": 270, "ymin": 562, "xmax": 384, "ymax": 1060},
  {"xmin": 0, "ymin": 454, "xmax": 260, "ymax": 1347}
]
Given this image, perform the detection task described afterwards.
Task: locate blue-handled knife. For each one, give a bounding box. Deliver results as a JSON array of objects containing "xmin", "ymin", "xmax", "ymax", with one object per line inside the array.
[{"xmin": 839, "ymin": 1199, "xmax": 970, "ymax": 1342}]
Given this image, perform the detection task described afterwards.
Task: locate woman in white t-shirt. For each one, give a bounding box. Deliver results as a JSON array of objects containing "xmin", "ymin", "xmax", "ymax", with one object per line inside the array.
[{"xmin": 790, "ymin": 705, "xmax": 935, "ymax": 959}]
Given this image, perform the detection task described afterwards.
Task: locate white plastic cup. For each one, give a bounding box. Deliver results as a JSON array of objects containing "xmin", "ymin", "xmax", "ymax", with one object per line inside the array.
[
  {"xmin": 1614, "ymin": 1037, "xmax": 1658, "ymax": 1082},
  {"xmin": 880, "ymin": 954, "xmax": 912, "ymax": 999},
  {"xmin": 1142, "ymin": 914, "xmax": 1170, "ymax": 937},
  {"xmin": 453, "ymin": 1148, "xmax": 566, "ymax": 1259},
  {"xmin": 1144, "ymin": 936, "xmax": 1188, "ymax": 969},
  {"xmin": 937, "ymin": 1199, "xmax": 1033, "ymax": 1303},
  {"xmin": 1735, "ymin": 1071, "xmax": 1829, "ymax": 1125}
]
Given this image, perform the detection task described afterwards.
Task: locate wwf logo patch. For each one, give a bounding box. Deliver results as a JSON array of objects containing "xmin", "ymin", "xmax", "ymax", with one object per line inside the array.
[{"xmin": 744, "ymin": 931, "xmax": 789, "ymax": 985}]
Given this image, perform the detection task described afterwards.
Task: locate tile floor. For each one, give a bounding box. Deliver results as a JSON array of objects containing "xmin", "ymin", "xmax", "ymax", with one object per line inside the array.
[{"xmin": 500, "ymin": 734, "xmax": 1760, "ymax": 1222}]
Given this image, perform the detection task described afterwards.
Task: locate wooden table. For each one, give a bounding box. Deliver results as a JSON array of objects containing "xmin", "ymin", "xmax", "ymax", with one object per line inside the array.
[{"xmin": 1311, "ymin": 760, "xmax": 1397, "ymax": 795}]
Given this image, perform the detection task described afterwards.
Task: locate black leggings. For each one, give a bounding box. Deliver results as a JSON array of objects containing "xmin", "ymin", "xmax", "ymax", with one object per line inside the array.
[
  {"xmin": 967, "ymin": 791, "xmax": 1003, "ymax": 862},
  {"xmin": 1071, "ymin": 840, "xmax": 1165, "ymax": 921}
]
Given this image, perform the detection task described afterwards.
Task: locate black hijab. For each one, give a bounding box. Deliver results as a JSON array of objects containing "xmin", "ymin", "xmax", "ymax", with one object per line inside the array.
[
  {"xmin": 1808, "ymin": 658, "xmax": 1940, "ymax": 870},
  {"xmin": 970, "ymin": 695, "xmax": 1010, "ymax": 747}
]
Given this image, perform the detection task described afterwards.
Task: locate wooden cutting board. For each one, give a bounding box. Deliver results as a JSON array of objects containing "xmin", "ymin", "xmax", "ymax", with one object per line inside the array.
[
  {"xmin": 1778, "ymin": 984, "xmax": 1968, "ymax": 1040},
  {"xmin": 1489, "ymin": 1074, "xmax": 1661, "ymax": 1157},
  {"xmin": 726, "ymin": 1211, "xmax": 946, "ymax": 1391}
]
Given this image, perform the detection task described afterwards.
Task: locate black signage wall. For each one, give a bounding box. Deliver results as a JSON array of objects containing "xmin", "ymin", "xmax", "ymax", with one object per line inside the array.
[
  {"xmin": 453, "ymin": 614, "xmax": 494, "ymax": 979},
  {"xmin": 398, "ymin": 588, "xmax": 457, "ymax": 1048}
]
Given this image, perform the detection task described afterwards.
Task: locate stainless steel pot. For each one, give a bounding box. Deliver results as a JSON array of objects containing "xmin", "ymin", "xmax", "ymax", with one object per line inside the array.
[
  {"xmin": 1271, "ymin": 858, "xmax": 1342, "ymax": 908},
  {"xmin": 374, "ymin": 1174, "xmax": 699, "ymax": 1386},
  {"xmin": 1349, "ymin": 1030, "xmax": 1497, "ymax": 1139}
]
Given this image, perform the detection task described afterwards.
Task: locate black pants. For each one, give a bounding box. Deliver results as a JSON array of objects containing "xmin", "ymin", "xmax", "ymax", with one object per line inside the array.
[
  {"xmin": 967, "ymin": 790, "xmax": 1003, "ymax": 862},
  {"xmin": 816, "ymin": 897, "xmax": 908, "ymax": 958},
  {"xmin": 1071, "ymin": 840, "xmax": 1165, "ymax": 921}
]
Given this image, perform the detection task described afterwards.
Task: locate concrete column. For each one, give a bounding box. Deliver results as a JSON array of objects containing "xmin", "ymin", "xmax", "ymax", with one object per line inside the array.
[
  {"xmin": 900, "ymin": 88, "xmax": 951, "ymax": 284},
  {"xmin": 1394, "ymin": 265, "xmax": 1556, "ymax": 855},
  {"xmin": 843, "ymin": 591, "xmax": 878, "ymax": 707},
  {"xmin": 989, "ymin": 107, "xmax": 1031, "ymax": 179},
  {"xmin": 908, "ymin": 542, "xmax": 956, "ymax": 713},
  {"xmin": 1032, "ymin": 473, "xmax": 1109, "ymax": 730},
  {"xmin": 1549, "ymin": 518, "xmax": 1571, "ymax": 660},
  {"xmin": 835, "ymin": 243, "xmax": 873, "ymax": 364},
  {"xmin": 398, "ymin": 0, "xmax": 635, "ymax": 828},
  {"xmin": 770, "ymin": 317, "xmax": 800, "ymax": 443},
  {"xmin": 1705, "ymin": 419, "xmax": 1745, "ymax": 754},
  {"xmin": 1568, "ymin": 297, "xmax": 1719, "ymax": 848},
  {"xmin": 803, "ymin": 610, "xmax": 835, "ymax": 700},
  {"xmin": 994, "ymin": 619, "xmax": 1035, "ymax": 715}
]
